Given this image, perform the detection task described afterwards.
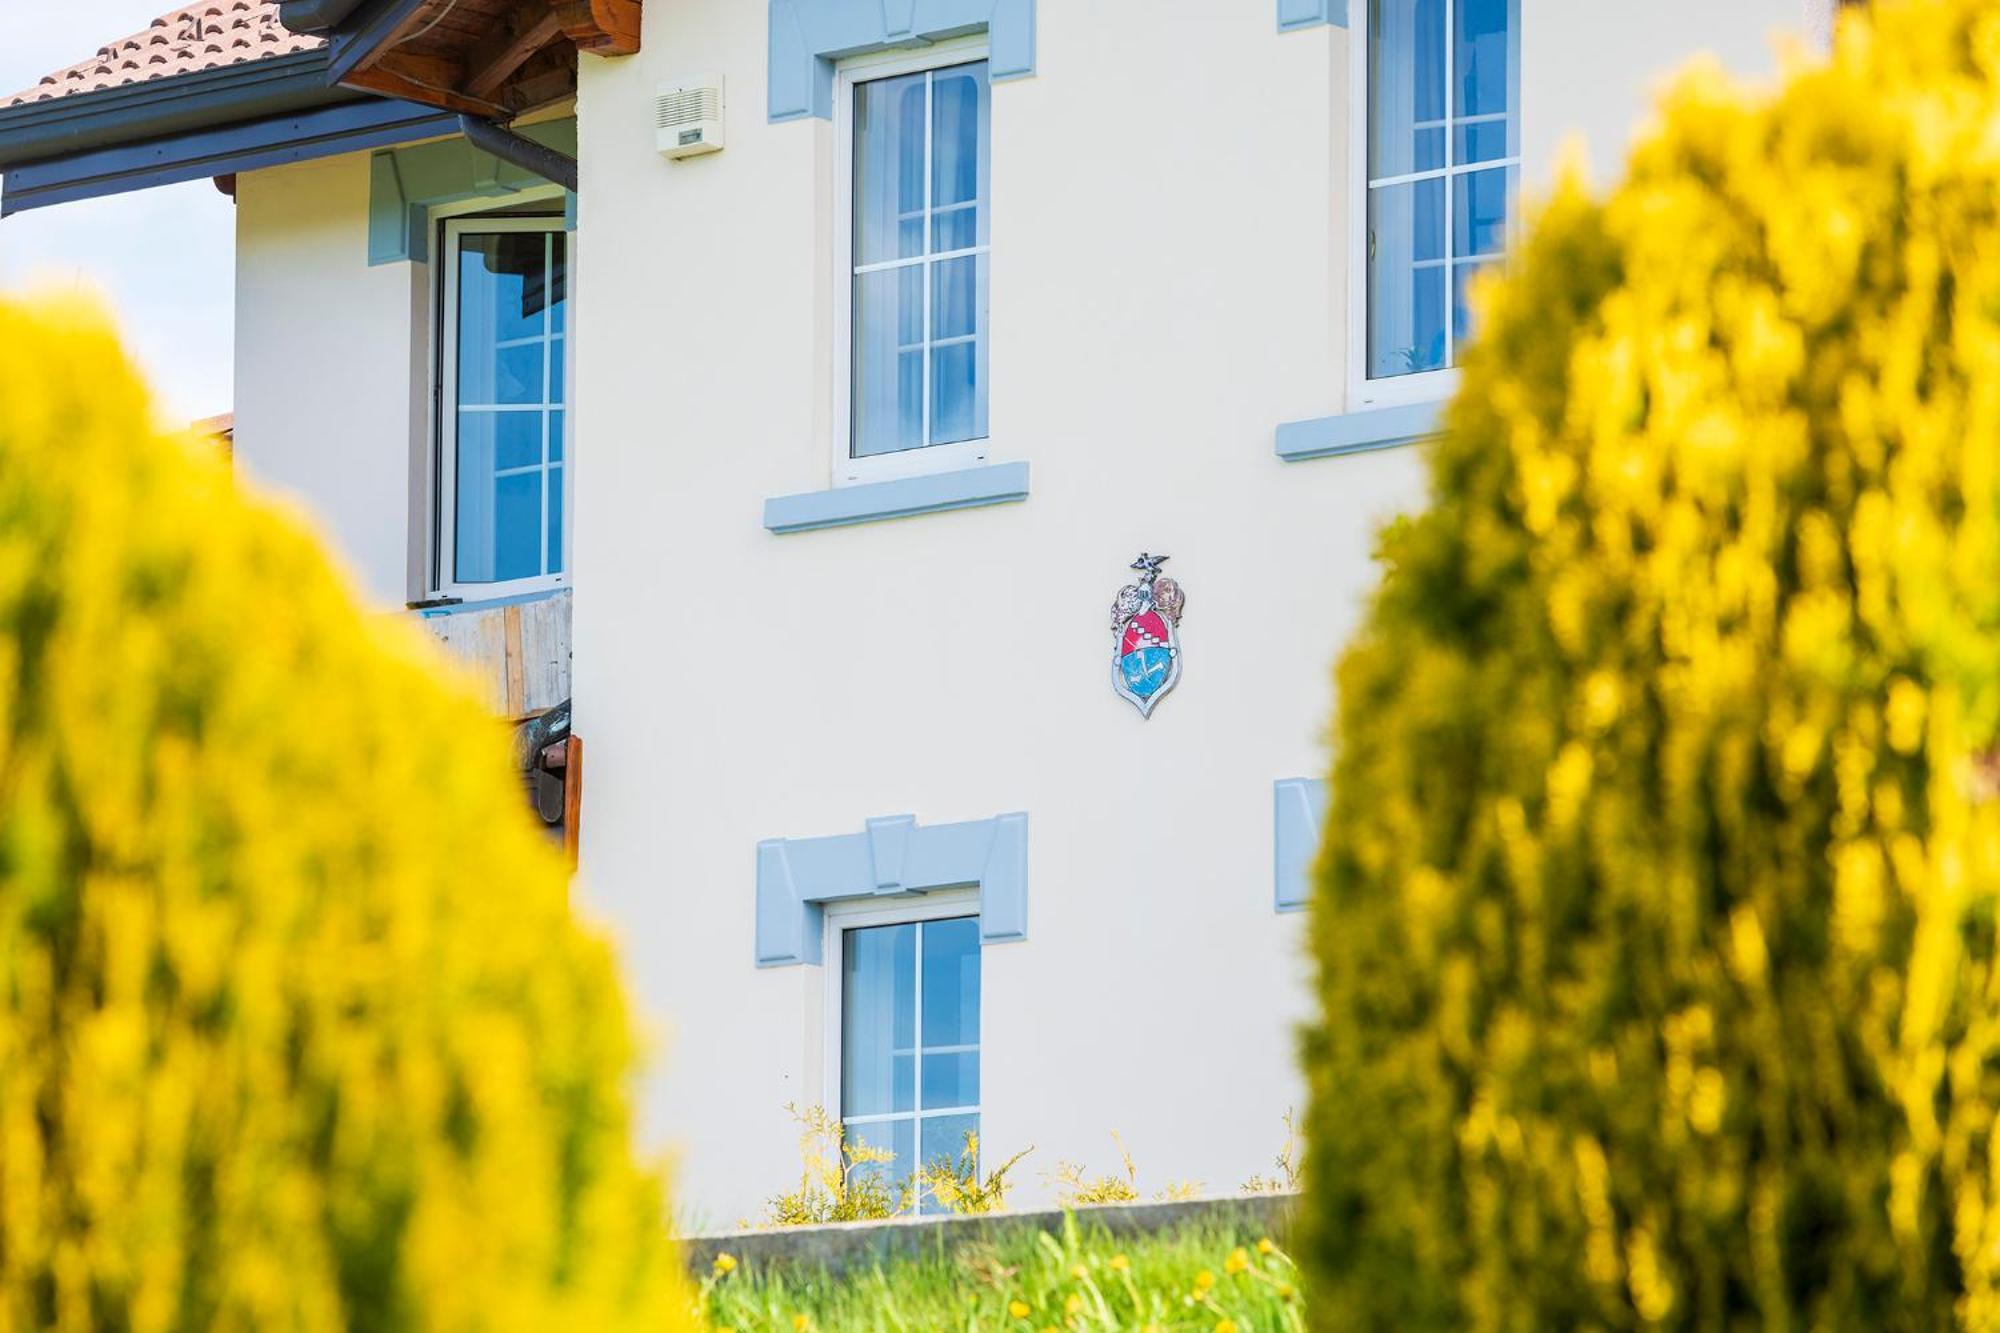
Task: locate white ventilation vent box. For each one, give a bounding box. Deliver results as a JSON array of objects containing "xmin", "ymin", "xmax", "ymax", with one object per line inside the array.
[{"xmin": 656, "ymin": 75, "xmax": 724, "ymax": 159}]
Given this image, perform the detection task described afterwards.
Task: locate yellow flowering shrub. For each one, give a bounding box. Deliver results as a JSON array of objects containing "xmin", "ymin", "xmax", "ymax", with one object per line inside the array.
[
  {"xmin": 0, "ymin": 299, "xmax": 690, "ymax": 1331},
  {"xmin": 1301, "ymin": 1, "xmax": 2000, "ymax": 1326}
]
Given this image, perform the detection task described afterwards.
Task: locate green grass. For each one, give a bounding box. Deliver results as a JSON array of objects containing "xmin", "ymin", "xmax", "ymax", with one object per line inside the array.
[{"xmin": 697, "ymin": 1212, "xmax": 1306, "ymax": 1332}]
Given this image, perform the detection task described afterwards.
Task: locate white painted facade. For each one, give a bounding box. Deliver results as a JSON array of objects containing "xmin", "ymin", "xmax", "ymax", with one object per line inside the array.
[{"xmin": 226, "ymin": 0, "xmax": 1808, "ymax": 1225}]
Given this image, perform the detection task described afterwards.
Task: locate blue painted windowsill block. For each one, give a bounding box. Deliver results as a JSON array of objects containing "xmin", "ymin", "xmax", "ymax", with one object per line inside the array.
[
  {"xmin": 1274, "ymin": 400, "xmax": 1443, "ymax": 462},
  {"xmin": 1277, "ymin": 0, "xmax": 1347, "ymax": 31},
  {"xmin": 763, "ymin": 461, "xmax": 1029, "ymax": 534},
  {"xmin": 756, "ymin": 812, "xmax": 1029, "ymax": 966}
]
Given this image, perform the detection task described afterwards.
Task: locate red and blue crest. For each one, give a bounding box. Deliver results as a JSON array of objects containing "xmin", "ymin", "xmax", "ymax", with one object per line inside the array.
[{"xmin": 1111, "ymin": 553, "xmax": 1184, "ymax": 718}]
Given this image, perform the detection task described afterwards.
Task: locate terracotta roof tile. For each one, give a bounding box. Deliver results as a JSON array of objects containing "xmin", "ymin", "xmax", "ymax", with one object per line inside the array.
[{"xmin": 3, "ymin": 1, "xmax": 324, "ymax": 109}]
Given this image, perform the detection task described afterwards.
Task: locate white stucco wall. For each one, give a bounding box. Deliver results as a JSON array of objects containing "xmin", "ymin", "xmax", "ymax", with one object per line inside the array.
[
  {"xmin": 235, "ymin": 152, "xmax": 424, "ymax": 607},
  {"xmin": 564, "ymin": 0, "xmax": 1810, "ymax": 1225}
]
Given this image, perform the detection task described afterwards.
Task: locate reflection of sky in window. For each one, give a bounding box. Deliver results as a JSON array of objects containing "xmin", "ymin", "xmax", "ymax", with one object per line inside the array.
[
  {"xmin": 841, "ymin": 916, "xmax": 981, "ymax": 1213},
  {"xmin": 452, "ymin": 230, "xmax": 566, "ymax": 585},
  {"xmin": 1366, "ymin": 0, "xmax": 1517, "ymax": 379}
]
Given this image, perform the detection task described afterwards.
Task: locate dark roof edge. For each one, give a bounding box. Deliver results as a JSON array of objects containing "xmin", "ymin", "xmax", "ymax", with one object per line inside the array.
[
  {"xmin": 278, "ymin": 0, "xmax": 369, "ymax": 33},
  {"xmin": 0, "ymin": 50, "xmax": 355, "ymax": 169},
  {"xmin": 2, "ymin": 97, "xmax": 459, "ymax": 216}
]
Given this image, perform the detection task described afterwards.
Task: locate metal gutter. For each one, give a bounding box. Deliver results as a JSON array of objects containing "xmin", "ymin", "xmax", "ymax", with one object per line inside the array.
[
  {"xmin": 456, "ymin": 114, "xmax": 578, "ymax": 192},
  {"xmin": 0, "ymin": 50, "xmax": 353, "ymax": 168},
  {"xmin": 2, "ymin": 97, "xmax": 459, "ymax": 216},
  {"xmin": 276, "ymin": 0, "xmax": 369, "ymax": 33}
]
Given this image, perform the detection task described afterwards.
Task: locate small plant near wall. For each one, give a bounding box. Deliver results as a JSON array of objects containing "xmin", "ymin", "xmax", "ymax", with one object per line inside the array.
[
  {"xmin": 1239, "ymin": 1111, "xmax": 1303, "ymax": 1196},
  {"xmin": 1050, "ymin": 1133, "xmax": 1203, "ymax": 1207},
  {"xmin": 920, "ymin": 1132, "xmax": 1034, "ymax": 1216},
  {"xmin": 749, "ymin": 1104, "xmax": 911, "ymax": 1227}
]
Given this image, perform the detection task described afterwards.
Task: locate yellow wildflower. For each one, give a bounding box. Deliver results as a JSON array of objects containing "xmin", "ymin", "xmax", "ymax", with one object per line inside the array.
[
  {"xmin": 1215, "ymin": 1322, "xmax": 1238, "ymax": 1333},
  {"xmin": 711, "ymin": 1253, "xmax": 737, "ymax": 1276},
  {"xmin": 1109, "ymin": 1254, "xmax": 1130, "ymax": 1272},
  {"xmin": 1256, "ymin": 1238, "xmax": 1276, "ymax": 1256},
  {"xmin": 1225, "ymin": 1247, "xmax": 1250, "ymax": 1275},
  {"xmin": 1008, "ymin": 1300, "xmax": 1031, "ymax": 1319},
  {"xmin": 1070, "ymin": 1263, "xmax": 1088, "ymax": 1280},
  {"xmin": 1194, "ymin": 1270, "xmax": 1216, "ymax": 1291},
  {"xmin": 793, "ymin": 1317, "xmax": 811, "ymax": 1332},
  {"xmin": 1065, "ymin": 1293, "xmax": 1083, "ymax": 1316}
]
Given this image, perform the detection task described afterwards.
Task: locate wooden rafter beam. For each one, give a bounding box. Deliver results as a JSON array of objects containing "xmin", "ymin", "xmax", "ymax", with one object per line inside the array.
[
  {"xmin": 552, "ymin": 0, "xmax": 641, "ymax": 56},
  {"xmin": 346, "ymin": 50, "xmax": 502, "ymax": 117},
  {"xmin": 466, "ymin": 3, "xmax": 565, "ymax": 100}
]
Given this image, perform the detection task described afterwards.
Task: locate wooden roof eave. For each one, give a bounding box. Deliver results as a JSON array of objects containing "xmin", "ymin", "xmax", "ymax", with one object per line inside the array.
[{"xmin": 330, "ymin": 0, "xmax": 639, "ymax": 121}]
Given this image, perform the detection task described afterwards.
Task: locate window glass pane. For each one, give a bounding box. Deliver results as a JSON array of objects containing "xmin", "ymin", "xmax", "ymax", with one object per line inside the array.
[
  {"xmin": 921, "ymin": 918, "xmax": 980, "ymax": 1047},
  {"xmin": 549, "ymin": 236, "xmax": 568, "ymax": 333},
  {"xmin": 931, "ymin": 63, "xmax": 988, "ymax": 239},
  {"xmin": 1453, "ymin": 260, "xmax": 1499, "ymax": 344},
  {"xmin": 930, "ymin": 343, "xmax": 979, "ymax": 446},
  {"xmin": 550, "ymin": 334, "xmax": 566, "ymax": 406},
  {"xmin": 842, "ymin": 923, "xmax": 917, "ymax": 1118},
  {"xmin": 853, "ymin": 267, "xmax": 927, "ymax": 456},
  {"xmin": 1453, "ymin": 118, "xmax": 1509, "ymax": 165},
  {"xmin": 1455, "ymin": 0, "xmax": 1515, "ymax": 120},
  {"xmin": 931, "ymin": 255, "xmax": 980, "ymax": 341},
  {"xmin": 546, "ymin": 463, "xmax": 564, "ymax": 575},
  {"xmin": 1453, "ymin": 166, "xmax": 1513, "ymax": 258},
  {"xmin": 461, "ymin": 470, "xmax": 538, "ymax": 585},
  {"xmin": 845, "ymin": 1117, "xmax": 914, "ymax": 1195},
  {"xmin": 918, "ymin": 1113, "xmax": 979, "ymax": 1213},
  {"xmin": 461, "ymin": 410, "xmax": 539, "ymax": 472},
  {"xmin": 1369, "ymin": 0, "xmax": 1445, "ymax": 179},
  {"xmin": 854, "ymin": 72, "xmax": 928, "ymax": 266},
  {"xmin": 1367, "ymin": 176, "xmax": 1447, "ymax": 379},
  {"xmin": 456, "ymin": 233, "xmax": 549, "ymax": 405},
  {"xmin": 549, "ymin": 408, "xmax": 564, "ymax": 463}
]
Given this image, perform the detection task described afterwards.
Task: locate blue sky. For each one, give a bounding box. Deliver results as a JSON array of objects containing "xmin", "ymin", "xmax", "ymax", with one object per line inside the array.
[{"xmin": 0, "ymin": 4, "xmax": 236, "ymax": 425}]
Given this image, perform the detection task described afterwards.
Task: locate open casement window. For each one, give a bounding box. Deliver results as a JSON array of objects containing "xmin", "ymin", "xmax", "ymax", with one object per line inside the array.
[
  {"xmin": 834, "ymin": 45, "xmax": 991, "ymax": 485},
  {"xmin": 437, "ymin": 216, "xmax": 571, "ymax": 598},
  {"xmin": 1350, "ymin": 0, "xmax": 1519, "ymax": 409},
  {"xmin": 830, "ymin": 905, "xmax": 981, "ymax": 1214}
]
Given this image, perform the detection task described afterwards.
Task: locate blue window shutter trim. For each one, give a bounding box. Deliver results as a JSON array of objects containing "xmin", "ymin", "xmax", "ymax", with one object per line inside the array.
[
  {"xmin": 756, "ymin": 812, "xmax": 1030, "ymax": 965},
  {"xmin": 1274, "ymin": 399, "xmax": 1442, "ymax": 462},
  {"xmin": 763, "ymin": 461, "xmax": 1029, "ymax": 534},
  {"xmin": 1277, "ymin": 0, "xmax": 1346, "ymax": 31},
  {"xmin": 1274, "ymin": 777, "xmax": 1327, "ymax": 912},
  {"xmin": 768, "ymin": 0, "xmax": 1037, "ymax": 122}
]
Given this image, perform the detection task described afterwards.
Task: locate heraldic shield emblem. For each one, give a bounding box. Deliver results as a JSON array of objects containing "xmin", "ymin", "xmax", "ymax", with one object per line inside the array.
[{"xmin": 1111, "ymin": 552, "xmax": 1185, "ymax": 718}]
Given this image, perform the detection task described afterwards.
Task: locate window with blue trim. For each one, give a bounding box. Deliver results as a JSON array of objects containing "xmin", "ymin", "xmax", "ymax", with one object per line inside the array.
[
  {"xmin": 840, "ymin": 915, "xmax": 981, "ymax": 1210},
  {"xmin": 1361, "ymin": 0, "xmax": 1518, "ymax": 387},
  {"xmin": 438, "ymin": 215, "xmax": 571, "ymax": 596},
  {"xmin": 838, "ymin": 48, "xmax": 992, "ymax": 483}
]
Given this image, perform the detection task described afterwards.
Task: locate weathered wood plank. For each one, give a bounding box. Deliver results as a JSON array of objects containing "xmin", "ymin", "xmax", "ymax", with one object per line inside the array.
[{"xmin": 414, "ymin": 590, "xmax": 570, "ymax": 720}]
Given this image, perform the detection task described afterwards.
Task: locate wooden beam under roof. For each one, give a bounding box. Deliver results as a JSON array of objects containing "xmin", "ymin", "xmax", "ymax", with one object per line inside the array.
[
  {"xmin": 465, "ymin": 3, "xmax": 564, "ymax": 100},
  {"xmin": 335, "ymin": 0, "xmax": 640, "ymax": 117}
]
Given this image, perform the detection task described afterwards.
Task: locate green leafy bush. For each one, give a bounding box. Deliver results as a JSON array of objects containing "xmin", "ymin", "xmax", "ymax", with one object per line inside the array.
[
  {"xmin": 0, "ymin": 299, "xmax": 687, "ymax": 1331},
  {"xmin": 1302, "ymin": 1, "xmax": 2000, "ymax": 1326}
]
